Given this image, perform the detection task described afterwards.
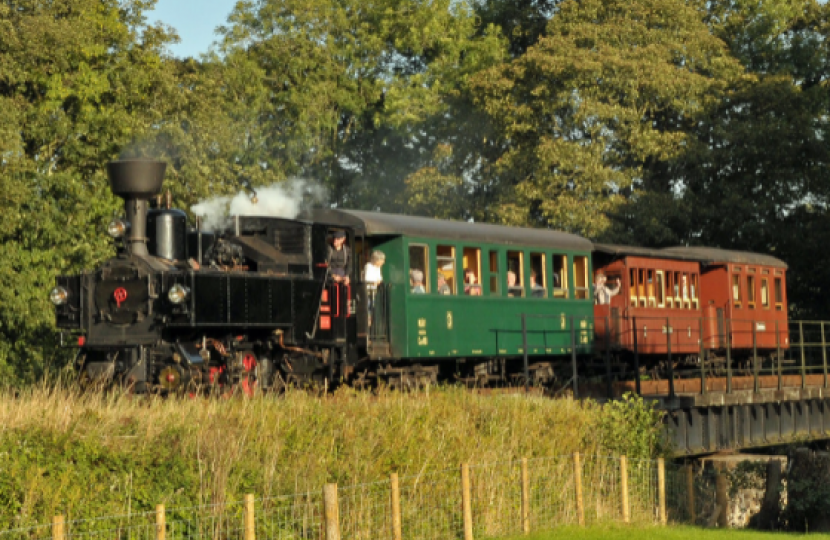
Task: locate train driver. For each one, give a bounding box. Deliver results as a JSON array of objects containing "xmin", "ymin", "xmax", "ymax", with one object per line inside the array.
[
  {"xmin": 328, "ymin": 230, "xmax": 350, "ymax": 285},
  {"xmin": 594, "ymin": 272, "xmax": 620, "ymax": 305}
]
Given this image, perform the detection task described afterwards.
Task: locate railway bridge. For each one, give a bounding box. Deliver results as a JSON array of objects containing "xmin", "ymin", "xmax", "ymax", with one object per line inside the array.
[
  {"xmin": 527, "ymin": 316, "xmax": 830, "ymax": 456},
  {"xmin": 644, "ymin": 377, "xmax": 830, "ymax": 456}
]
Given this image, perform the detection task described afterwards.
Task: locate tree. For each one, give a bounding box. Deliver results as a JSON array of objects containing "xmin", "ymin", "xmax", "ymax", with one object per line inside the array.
[
  {"xmin": 0, "ymin": 0, "xmax": 181, "ymax": 381},
  {"xmin": 216, "ymin": 0, "xmax": 505, "ymax": 209},
  {"xmin": 470, "ymin": 0, "xmax": 743, "ymax": 237},
  {"xmin": 617, "ymin": 0, "xmax": 830, "ymax": 316}
]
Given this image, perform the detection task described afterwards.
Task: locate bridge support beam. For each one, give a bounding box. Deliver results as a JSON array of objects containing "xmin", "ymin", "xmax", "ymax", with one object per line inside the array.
[{"xmin": 663, "ymin": 391, "xmax": 830, "ymax": 455}]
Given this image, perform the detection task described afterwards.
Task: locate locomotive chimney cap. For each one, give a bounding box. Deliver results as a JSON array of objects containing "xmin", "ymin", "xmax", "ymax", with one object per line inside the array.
[{"xmin": 107, "ymin": 159, "xmax": 166, "ymax": 200}]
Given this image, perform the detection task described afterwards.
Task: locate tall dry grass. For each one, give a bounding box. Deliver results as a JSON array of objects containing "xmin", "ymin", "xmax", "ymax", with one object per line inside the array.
[{"xmin": 0, "ymin": 384, "xmax": 610, "ymax": 528}]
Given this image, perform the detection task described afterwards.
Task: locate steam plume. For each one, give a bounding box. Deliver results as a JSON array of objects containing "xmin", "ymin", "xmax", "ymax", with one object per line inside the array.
[{"xmin": 192, "ymin": 179, "xmax": 326, "ymax": 232}]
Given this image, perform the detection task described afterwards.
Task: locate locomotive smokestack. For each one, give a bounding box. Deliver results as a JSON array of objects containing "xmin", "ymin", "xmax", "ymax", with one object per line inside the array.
[{"xmin": 107, "ymin": 159, "xmax": 166, "ymax": 257}]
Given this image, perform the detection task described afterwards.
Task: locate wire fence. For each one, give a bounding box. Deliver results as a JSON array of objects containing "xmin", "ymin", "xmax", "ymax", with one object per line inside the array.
[{"xmin": 0, "ymin": 453, "xmax": 710, "ymax": 540}]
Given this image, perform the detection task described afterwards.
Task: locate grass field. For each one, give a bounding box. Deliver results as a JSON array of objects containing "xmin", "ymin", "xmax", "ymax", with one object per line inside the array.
[
  {"xmin": 0, "ymin": 383, "xmax": 642, "ymax": 529},
  {"xmin": 502, "ymin": 525, "xmax": 830, "ymax": 539}
]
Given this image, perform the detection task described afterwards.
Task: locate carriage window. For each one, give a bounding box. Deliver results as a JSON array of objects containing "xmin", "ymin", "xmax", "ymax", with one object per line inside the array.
[
  {"xmin": 691, "ymin": 274, "xmax": 699, "ymax": 309},
  {"xmin": 553, "ymin": 255, "xmax": 568, "ymax": 297},
  {"xmin": 530, "ymin": 253, "xmax": 546, "ymax": 298},
  {"xmin": 747, "ymin": 275, "xmax": 756, "ymax": 308},
  {"xmin": 409, "ymin": 245, "xmax": 429, "ymax": 294},
  {"xmin": 507, "ymin": 251, "xmax": 524, "ymax": 297},
  {"xmin": 436, "ymin": 245, "xmax": 455, "ymax": 295},
  {"xmin": 462, "ymin": 247, "xmax": 483, "ymax": 296},
  {"xmin": 774, "ymin": 277, "xmax": 783, "ymax": 310},
  {"xmin": 489, "ymin": 250, "xmax": 500, "ymax": 295},
  {"xmin": 574, "ymin": 256, "xmax": 589, "ymax": 300},
  {"xmin": 656, "ymin": 271, "xmax": 665, "ymax": 308},
  {"xmin": 680, "ymin": 273, "xmax": 691, "ymax": 308},
  {"xmin": 629, "ymin": 269, "xmax": 638, "ymax": 307},
  {"xmin": 664, "ymin": 272, "xmax": 674, "ymax": 308},
  {"xmin": 637, "ymin": 269, "xmax": 647, "ymax": 307},
  {"xmin": 761, "ymin": 278, "xmax": 769, "ymax": 308},
  {"xmin": 646, "ymin": 269, "xmax": 655, "ymax": 307},
  {"xmin": 732, "ymin": 274, "xmax": 742, "ymax": 307}
]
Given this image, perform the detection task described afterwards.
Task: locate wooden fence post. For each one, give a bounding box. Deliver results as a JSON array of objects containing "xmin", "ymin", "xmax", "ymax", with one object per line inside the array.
[
  {"xmin": 323, "ymin": 484, "xmax": 341, "ymax": 540},
  {"xmin": 657, "ymin": 458, "xmax": 666, "ymax": 525},
  {"xmin": 521, "ymin": 458, "xmax": 530, "ymax": 534},
  {"xmin": 685, "ymin": 465, "xmax": 696, "ymax": 523},
  {"xmin": 573, "ymin": 452, "xmax": 585, "ymax": 526},
  {"xmin": 52, "ymin": 516, "xmax": 65, "ymax": 540},
  {"xmin": 620, "ymin": 456, "xmax": 629, "ymax": 524},
  {"xmin": 390, "ymin": 473, "xmax": 402, "ymax": 540},
  {"xmin": 461, "ymin": 463, "xmax": 474, "ymax": 540},
  {"xmin": 156, "ymin": 504, "xmax": 166, "ymax": 540},
  {"xmin": 244, "ymin": 494, "xmax": 255, "ymax": 540}
]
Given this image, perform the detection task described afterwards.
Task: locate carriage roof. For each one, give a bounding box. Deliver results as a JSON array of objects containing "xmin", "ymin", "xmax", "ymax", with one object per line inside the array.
[
  {"xmin": 660, "ymin": 246, "xmax": 788, "ymax": 269},
  {"xmin": 307, "ymin": 209, "xmax": 593, "ymax": 251}
]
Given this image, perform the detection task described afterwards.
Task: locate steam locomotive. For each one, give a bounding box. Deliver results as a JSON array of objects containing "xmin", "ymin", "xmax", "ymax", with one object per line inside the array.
[
  {"xmin": 52, "ymin": 159, "xmax": 369, "ymax": 394},
  {"xmin": 51, "ymin": 159, "xmax": 790, "ymax": 394}
]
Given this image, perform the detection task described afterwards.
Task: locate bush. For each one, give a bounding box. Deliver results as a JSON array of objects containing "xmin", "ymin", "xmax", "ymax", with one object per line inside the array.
[{"xmin": 596, "ymin": 393, "xmax": 666, "ymax": 459}]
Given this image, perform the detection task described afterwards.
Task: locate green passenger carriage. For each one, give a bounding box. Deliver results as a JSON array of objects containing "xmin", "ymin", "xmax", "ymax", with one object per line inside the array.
[{"xmin": 313, "ymin": 209, "xmax": 596, "ymax": 386}]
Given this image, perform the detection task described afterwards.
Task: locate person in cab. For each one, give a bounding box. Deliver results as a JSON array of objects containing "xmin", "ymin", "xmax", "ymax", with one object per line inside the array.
[{"xmin": 328, "ymin": 231, "xmax": 350, "ymax": 285}]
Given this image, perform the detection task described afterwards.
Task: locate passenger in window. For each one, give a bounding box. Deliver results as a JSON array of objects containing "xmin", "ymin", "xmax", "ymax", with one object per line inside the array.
[
  {"xmin": 437, "ymin": 274, "xmax": 451, "ymax": 295},
  {"xmin": 328, "ymin": 231, "xmax": 350, "ymax": 285},
  {"xmin": 507, "ymin": 270, "xmax": 522, "ymax": 297},
  {"xmin": 411, "ymin": 270, "xmax": 426, "ymax": 294},
  {"xmin": 594, "ymin": 272, "xmax": 620, "ymax": 305},
  {"xmin": 530, "ymin": 271, "xmax": 545, "ymax": 298},
  {"xmin": 464, "ymin": 268, "xmax": 482, "ymax": 296}
]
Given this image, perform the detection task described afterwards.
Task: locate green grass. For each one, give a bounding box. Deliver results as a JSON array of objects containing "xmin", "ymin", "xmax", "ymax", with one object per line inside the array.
[
  {"xmin": 0, "ymin": 384, "xmax": 620, "ymax": 529},
  {"xmin": 502, "ymin": 524, "xmax": 830, "ymax": 540}
]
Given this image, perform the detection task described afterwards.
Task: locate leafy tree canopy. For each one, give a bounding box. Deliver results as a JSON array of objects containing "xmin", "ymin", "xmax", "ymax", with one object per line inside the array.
[{"xmin": 470, "ymin": 0, "xmax": 744, "ymax": 237}]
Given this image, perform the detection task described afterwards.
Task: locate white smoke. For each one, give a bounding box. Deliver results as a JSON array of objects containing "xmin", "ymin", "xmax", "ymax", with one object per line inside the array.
[{"xmin": 191, "ymin": 179, "xmax": 327, "ymax": 232}]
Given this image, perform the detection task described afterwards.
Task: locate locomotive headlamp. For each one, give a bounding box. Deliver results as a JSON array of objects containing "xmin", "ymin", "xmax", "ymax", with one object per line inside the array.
[
  {"xmin": 107, "ymin": 219, "xmax": 127, "ymax": 238},
  {"xmin": 49, "ymin": 286, "xmax": 69, "ymax": 306},
  {"xmin": 168, "ymin": 284, "xmax": 190, "ymax": 304}
]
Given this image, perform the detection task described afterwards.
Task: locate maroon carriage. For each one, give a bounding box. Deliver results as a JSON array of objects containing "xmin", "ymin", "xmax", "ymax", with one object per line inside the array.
[
  {"xmin": 593, "ymin": 245, "xmax": 706, "ymax": 361},
  {"xmin": 661, "ymin": 247, "xmax": 789, "ymax": 355}
]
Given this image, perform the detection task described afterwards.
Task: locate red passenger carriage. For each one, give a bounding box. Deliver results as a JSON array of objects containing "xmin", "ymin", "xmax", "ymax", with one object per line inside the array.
[
  {"xmin": 593, "ymin": 245, "xmax": 705, "ymax": 360},
  {"xmin": 662, "ymin": 247, "xmax": 789, "ymax": 355},
  {"xmin": 592, "ymin": 245, "xmax": 790, "ymax": 374}
]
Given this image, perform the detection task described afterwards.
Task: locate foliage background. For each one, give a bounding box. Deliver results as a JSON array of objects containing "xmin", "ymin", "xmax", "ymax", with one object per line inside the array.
[{"xmin": 1, "ymin": 0, "xmax": 829, "ymax": 381}]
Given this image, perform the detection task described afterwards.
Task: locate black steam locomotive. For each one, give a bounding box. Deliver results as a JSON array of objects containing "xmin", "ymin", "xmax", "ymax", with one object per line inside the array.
[{"xmin": 52, "ymin": 160, "xmax": 361, "ymax": 394}]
